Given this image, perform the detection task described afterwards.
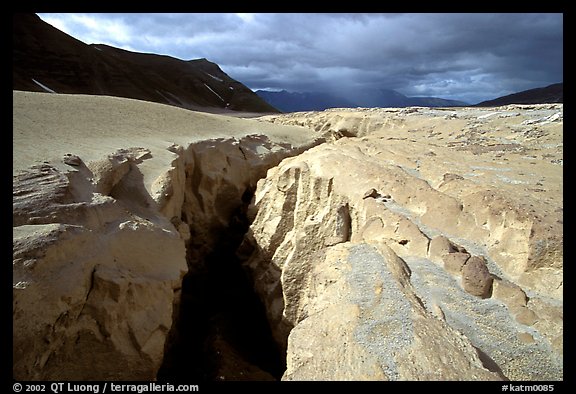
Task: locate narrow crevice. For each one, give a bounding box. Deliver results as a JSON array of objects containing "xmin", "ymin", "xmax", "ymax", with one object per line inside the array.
[
  {"xmin": 78, "ymin": 266, "xmax": 97, "ymax": 317},
  {"xmin": 157, "ymin": 188, "xmax": 286, "ymax": 381}
]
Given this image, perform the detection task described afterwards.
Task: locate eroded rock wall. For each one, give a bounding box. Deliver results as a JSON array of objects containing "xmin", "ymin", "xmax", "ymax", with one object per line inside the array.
[
  {"xmin": 13, "ymin": 134, "xmax": 320, "ymax": 380},
  {"xmin": 13, "ymin": 151, "xmax": 187, "ymax": 380}
]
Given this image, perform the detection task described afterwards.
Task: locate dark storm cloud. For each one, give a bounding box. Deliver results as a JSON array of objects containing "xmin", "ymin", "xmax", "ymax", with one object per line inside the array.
[{"xmin": 37, "ymin": 13, "xmax": 563, "ymax": 103}]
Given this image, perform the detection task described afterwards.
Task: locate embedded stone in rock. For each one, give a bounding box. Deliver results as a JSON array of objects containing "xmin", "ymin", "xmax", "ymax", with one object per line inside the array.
[
  {"xmin": 461, "ymin": 256, "xmax": 493, "ymax": 298},
  {"xmin": 442, "ymin": 252, "xmax": 470, "ymax": 274},
  {"xmin": 362, "ymin": 188, "xmax": 379, "ymax": 199},
  {"xmin": 439, "ymin": 173, "xmax": 465, "ymax": 188},
  {"xmin": 513, "ymin": 306, "xmax": 539, "ymax": 326},
  {"xmin": 492, "ymin": 278, "xmax": 528, "ymax": 308},
  {"xmin": 517, "ymin": 332, "xmax": 536, "ymax": 344},
  {"xmin": 443, "ymin": 173, "xmax": 465, "ymax": 182},
  {"xmin": 428, "ymin": 236, "xmax": 466, "ymax": 263}
]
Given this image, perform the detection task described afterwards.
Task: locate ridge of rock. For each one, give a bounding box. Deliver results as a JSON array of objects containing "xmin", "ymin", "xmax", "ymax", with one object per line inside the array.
[{"xmin": 241, "ymin": 104, "xmax": 563, "ymax": 380}]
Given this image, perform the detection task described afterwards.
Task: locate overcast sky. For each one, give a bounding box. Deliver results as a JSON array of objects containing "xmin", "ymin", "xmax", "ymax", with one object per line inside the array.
[{"xmin": 37, "ymin": 13, "xmax": 563, "ymax": 104}]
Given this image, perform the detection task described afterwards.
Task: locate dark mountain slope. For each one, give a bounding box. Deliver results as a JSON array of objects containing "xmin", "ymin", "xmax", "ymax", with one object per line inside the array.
[
  {"xmin": 476, "ymin": 83, "xmax": 563, "ymax": 106},
  {"xmin": 13, "ymin": 13, "xmax": 278, "ymax": 113}
]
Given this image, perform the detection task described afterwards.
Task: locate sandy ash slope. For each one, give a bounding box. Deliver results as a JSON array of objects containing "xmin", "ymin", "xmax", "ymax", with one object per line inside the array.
[{"xmin": 13, "ymin": 91, "xmax": 562, "ymax": 381}]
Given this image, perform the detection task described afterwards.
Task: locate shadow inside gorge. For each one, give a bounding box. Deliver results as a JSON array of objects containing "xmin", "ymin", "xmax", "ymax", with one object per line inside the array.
[{"xmin": 157, "ymin": 201, "xmax": 285, "ymax": 381}]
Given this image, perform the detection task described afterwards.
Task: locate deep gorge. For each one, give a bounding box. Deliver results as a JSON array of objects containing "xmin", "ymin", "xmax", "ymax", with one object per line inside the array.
[
  {"xmin": 157, "ymin": 188, "xmax": 286, "ymax": 380},
  {"xmin": 156, "ymin": 136, "xmax": 324, "ymax": 381}
]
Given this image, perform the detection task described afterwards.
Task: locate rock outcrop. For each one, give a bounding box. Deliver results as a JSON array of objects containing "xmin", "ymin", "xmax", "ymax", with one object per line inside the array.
[
  {"xmin": 240, "ymin": 105, "xmax": 563, "ymax": 380},
  {"xmin": 13, "ymin": 156, "xmax": 188, "ymax": 380},
  {"xmin": 13, "ymin": 91, "xmax": 320, "ymax": 380}
]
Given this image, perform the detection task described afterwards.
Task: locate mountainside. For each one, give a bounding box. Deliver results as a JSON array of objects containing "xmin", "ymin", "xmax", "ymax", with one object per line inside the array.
[
  {"xmin": 476, "ymin": 83, "xmax": 563, "ymax": 106},
  {"xmin": 409, "ymin": 96, "xmax": 469, "ymax": 107},
  {"xmin": 256, "ymin": 88, "xmax": 468, "ymax": 112},
  {"xmin": 348, "ymin": 88, "xmax": 469, "ymax": 108},
  {"xmin": 12, "ymin": 13, "xmax": 278, "ymax": 113}
]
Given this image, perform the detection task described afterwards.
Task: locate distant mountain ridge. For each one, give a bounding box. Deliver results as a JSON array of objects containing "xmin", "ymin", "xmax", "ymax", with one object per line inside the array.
[
  {"xmin": 256, "ymin": 89, "xmax": 468, "ymax": 112},
  {"xmin": 13, "ymin": 13, "xmax": 278, "ymax": 113},
  {"xmin": 255, "ymin": 90, "xmax": 357, "ymax": 112},
  {"xmin": 476, "ymin": 83, "xmax": 563, "ymax": 106}
]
